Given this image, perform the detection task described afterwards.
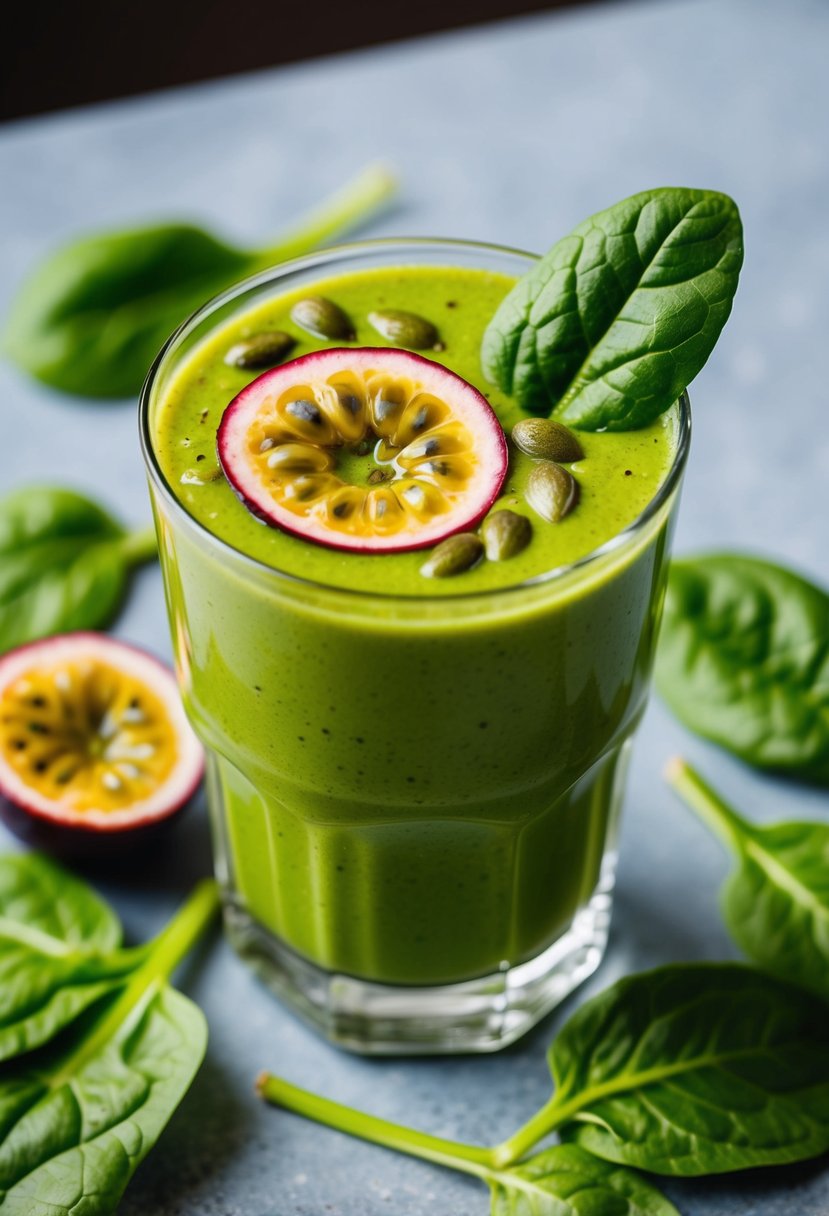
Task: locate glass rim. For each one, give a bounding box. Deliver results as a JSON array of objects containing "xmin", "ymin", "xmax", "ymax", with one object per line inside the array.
[{"xmin": 138, "ymin": 235, "xmax": 691, "ymax": 605}]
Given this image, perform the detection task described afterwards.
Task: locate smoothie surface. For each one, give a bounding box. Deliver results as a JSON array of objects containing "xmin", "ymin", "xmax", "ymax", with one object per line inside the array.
[{"xmin": 153, "ymin": 265, "xmax": 678, "ymax": 595}]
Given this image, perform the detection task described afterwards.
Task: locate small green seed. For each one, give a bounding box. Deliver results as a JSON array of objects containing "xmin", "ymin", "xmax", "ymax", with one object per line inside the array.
[
  {"xmin": 369, "ymin": 309, "xmax": 439, "ymax": 350},
  {"xmin": 420, "ymin": 533, "xmax": 483, "ymax": 578},
  {"xmin": 482, "ymin": 510, "xmax": 532, "ymax": 561},
  {"xmin": 511, "ymin": 418, "xmax": 584, "ymax": 462},
  {"xmin": 224, "ymin": 331, "xmax": 296, "ymax": 370},
  {"xmin": 526, "ymin": 461, "xmax": 579, "ymax": 523},
  {"xmin": 291, "ymin": 297, "xmax": 355, "ymax": 341}
]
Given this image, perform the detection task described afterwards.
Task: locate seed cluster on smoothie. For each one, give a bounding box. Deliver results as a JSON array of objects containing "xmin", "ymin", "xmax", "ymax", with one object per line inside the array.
[{"xmin": 154, "ymin": 264, "xmax": 677, "ymax": 593}]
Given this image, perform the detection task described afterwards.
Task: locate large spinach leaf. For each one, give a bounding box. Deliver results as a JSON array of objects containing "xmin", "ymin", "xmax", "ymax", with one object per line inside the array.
[
  {"xmin": 667, "ymin": 758, "xmax": 829, "ymax": 1004},
  {"xmin": 258, "ymin": 1076, "xmax": 679, "ymax": 1216},
  {"xmin": 0, "ymin": 485, "xmax": 157, "ymax": 653},
  {"xmin": 261, "ymin": 965, "xmax": 829, "ymax": 1200},
  {"xmin": 482, "ymin": 187, "xmax": 742, "ymax": 428},
  {"xmin": 494, "ymin": 964, "xmax": 829, "ymax": 1175},
  {"xmin": 0, "ymin": 875, "xmax": 218, "ymax": 1215},
  {"xmin": 0, "ymin": 855, "xmax": 144, "ymax": 1062},
  {"xmin": 3, "ymin": 165, "xmax": 395, "ymax": 399},
  {"xmin": 656, "ymin": 555, "xmax": 829, "ymax": 784}
]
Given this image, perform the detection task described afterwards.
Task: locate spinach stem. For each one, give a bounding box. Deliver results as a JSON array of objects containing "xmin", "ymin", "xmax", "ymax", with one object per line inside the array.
[
  {"xmin": 256, "ymin": 164, "xmax": 397, "ymax": 266},
  {"xmin": 257, "ymin": 1073, "xmax": 494, "ymax": 1179},
  {"xmin": 120, "ymin": 525, "xmax": 158, "ymax": 567},
  {"xmin": 665, "ymin": 757, "xmax": 748, "ymax": 851},
  {"xmin": 489, "ymin": 1094, "xmax": 565, "ymax": 1167},
  {"xmin": 133, "ymin": 878, "xmax": 220, "ymax": 986},
  {"xmin": 48, "ymin": 879, "xmax": 219, "ymax": 1089}
]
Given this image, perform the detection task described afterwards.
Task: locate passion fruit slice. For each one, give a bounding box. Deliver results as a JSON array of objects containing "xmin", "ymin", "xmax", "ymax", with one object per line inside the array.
[
  {"xmin": 0, "ymin": 633, "xmax": 203, "ymax": 856},
  {"xmin": 217, "ymin": 348, "xmax": 508, "ymax": 553}
]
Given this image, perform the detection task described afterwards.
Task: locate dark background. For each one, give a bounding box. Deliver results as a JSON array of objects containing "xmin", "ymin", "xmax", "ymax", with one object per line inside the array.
[{"xmin": 2, "ymin": 0, "xmax": 606, "ymax": 122}]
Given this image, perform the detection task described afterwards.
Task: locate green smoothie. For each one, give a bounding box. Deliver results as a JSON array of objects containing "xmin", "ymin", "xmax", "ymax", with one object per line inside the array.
[
  {"xmin": 154, "ymin": 267, "xmax": 676, "ymax": 595},
  {"xmin": 147, "ymin": 258, "xmax": 681, "ymax": 993}
]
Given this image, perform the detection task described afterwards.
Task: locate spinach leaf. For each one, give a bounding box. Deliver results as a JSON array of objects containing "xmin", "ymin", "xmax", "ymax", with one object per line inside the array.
[
  {"xmin": 656, "ymin": 555, "xmax": 829, "ymax": 784},
  {"xmin": 261, "ymin": 965, "xmax": 829, "ymax": 1196},
  {"xmin": 667, "ymin": 758, "xmax": 829, "ymax": 1004},
  {"xmin": 0, "ymin": 855, "xmax": 144, "ymax": 1062},
  {"xmin": 489, "ymin": 1145, "xmax": 679, "ymax": 1215},
  {"xmin": 0, "ymin": 852, "xmax": 120, "ymax": 950},
  {"xmin": 3, "ymin": 166, "xmax": 395, "ymax": 399},
  {"xmin": 0, "ymin": 485, "xmax": 157, "ymax": 653},
  {"xmin": 495, "ymin": 964, "xmax": 829, "ymax": 1175},
  {"xmin": 482, "ymin": 187, "xmax": 742, "ymax": 428},
  {"xmin": 257, "ymin": 1076, "xmax": 679, "ymax": 1216},
  {"xmin": 0, "ymin": 876, "xmax": 218, "ymax": 1215}
]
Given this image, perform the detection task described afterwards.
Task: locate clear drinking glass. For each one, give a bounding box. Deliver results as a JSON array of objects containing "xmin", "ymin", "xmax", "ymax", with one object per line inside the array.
[{"xmin": 139, "ymin": 239, "xmax": 690, "ymax": 1054}]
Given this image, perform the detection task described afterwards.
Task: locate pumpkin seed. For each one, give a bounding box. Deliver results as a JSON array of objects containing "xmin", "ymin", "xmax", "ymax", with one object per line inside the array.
[
  {"xmin": 420, "ymin": 533, "xmax": 483, "ymax": 578},
  {"xmin": 368, "ymin": 309, "xmax": 439, "ymax": 350},
  {"xmin": 224, "ymin": 331, "xmax": 296, "ymax": 370},
  {"xmin": 291, "ymin": 296, "xmax": 355, "ymax": 341},
  {"xmin": 512, "ymin": 417, "xmax": 584, "ymax": 462},
  {"xmin": 482, "ymin": 510, "xmax": 532, "ymax": 561},
  {"xmin": 526, "ymin": 461, "xmax": 579, "ymax": 523}
]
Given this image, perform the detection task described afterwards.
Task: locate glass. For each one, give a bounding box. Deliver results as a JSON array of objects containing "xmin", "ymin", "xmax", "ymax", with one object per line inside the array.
[{"xmin": 140, "ymin": 239, "xmax": 690, "ymax": 1054}]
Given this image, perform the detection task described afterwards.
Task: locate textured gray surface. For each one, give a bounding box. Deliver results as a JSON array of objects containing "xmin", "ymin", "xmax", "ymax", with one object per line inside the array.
[{"xmin": 2, "ymin": 0, "xmax": 829, "ymax": 1211}]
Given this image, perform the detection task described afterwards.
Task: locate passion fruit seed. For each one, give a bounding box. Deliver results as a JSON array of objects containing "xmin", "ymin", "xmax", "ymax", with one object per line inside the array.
[
  {"xmin": 291, "ymin": 297, "xmax": 355, "ymax": 341},
  {"xmin": 526, "ymin": 461, "xmax": 580, "ymax": 523},
  {"xmin": 225, "ymin": 331, "xmax": 296, "ymax": 370},
  {"xmin": 286, "ymin": 398, "xmax": 323, "ymax": 426},
  {"xmin": 368, "ymin": 309, "xmax": 439, "ymax": 350},
  {"xmin": 511, "ymin": 417, "xmax": 584, "ymax": 463},
  {"xmin": 420, "ymin": 532, "xmax": 484, "ymax": 578},
  {"xmin": 367, "ymin": 468, "xmax": 389, "ymax": 484},
  {"xmin": 482, "ymin": 510, "xmax": 532, "ymax": 561}
]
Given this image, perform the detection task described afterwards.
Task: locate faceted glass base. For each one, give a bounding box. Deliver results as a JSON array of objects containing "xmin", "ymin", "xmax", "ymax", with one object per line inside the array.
[{"xmin": 221, "ymin": 856, "xmax": 615, "ymax": 1055}]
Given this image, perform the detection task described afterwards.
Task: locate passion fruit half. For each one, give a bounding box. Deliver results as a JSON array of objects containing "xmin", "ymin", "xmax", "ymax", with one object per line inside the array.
[
  {"xmin": 0, "ymin": 633, "xmax": 204, "ymax": 857},
  {"xmin": 217, "ymin": 348, "xmax": 508, "ymax": 552}
]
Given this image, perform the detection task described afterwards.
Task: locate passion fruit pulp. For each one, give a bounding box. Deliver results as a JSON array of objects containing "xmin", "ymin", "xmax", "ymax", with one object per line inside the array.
[
  {"xmin": 0, "ymin": 633, "xmax": 203, "ymax": 858},
  {"xmin": 217, "ymin": 347, "xmax": 508, "ymax": 553}
]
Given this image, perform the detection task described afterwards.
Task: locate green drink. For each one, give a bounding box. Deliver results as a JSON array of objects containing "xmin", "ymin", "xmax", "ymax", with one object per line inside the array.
[{"xmin": 141, "ymin": 239, "xmax": 687, "ymax": 1052}]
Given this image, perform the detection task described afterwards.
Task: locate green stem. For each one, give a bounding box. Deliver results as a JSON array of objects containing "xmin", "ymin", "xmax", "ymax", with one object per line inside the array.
[
  {"xmin": 257, "ymin": 1073, "xmax": 494, "ymax": 1179},
  {"xmin": 664, "ymin": 757, "xmax": 749, "ymax": 853},
  {"xmin": 49, "ymin": 879, "xmax": 219, "ymax": 1088},
  {"xmin": 255, "ymin": 163, "xmax": 397, "ymax": 266},
  {"xmin": 132, "ymin": 879, "xmax": 219, "ymax": 985},
  {"xmin": 489, "ymin": 1094, "xmax": 564, "ymax": 1168},
  {"xmin": 120, "ymin": 525, "xmax": 158, "ymax": 567}
]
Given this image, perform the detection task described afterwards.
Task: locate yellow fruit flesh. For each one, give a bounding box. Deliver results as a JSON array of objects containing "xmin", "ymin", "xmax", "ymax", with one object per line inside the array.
[
  {"xmin": 0, "ymin": 658, "xmax": 178, "ymax": 814},
  {"xmin": 246, "ymin": 369, "xmax": 480, "ymax": 540}
]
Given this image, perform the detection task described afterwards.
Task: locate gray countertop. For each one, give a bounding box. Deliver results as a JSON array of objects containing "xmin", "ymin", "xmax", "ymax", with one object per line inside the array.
[{"xmin": 2, "ymin": 0, "xmax": 829, "ymax": 1211}]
